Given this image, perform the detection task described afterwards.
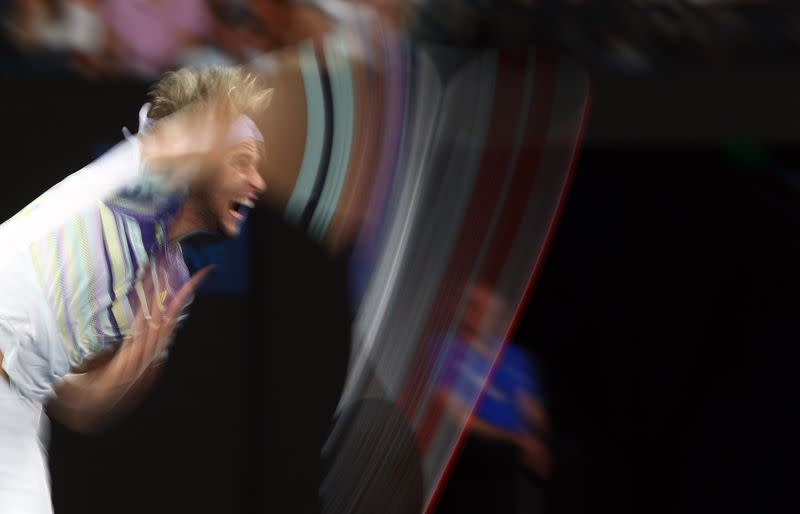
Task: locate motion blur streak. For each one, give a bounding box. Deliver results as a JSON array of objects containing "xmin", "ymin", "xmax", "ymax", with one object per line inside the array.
[{"xmin": 258, "ymin": 15, "xmax": 591, "ymax": 513}]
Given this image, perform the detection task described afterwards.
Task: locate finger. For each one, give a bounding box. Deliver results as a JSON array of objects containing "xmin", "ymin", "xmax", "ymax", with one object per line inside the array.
[
  {"xmin": 130, "ymin": 303, "xmax": 148, "ymax": 349},
  {"xmin": 142, "ymin": 285, "xmax": 166, "ymax": 363},
  {"xmin": 156, "ymin": 315, "xmax": 179, "ymax": 354},
  {"xmin": 148, "ymin": 281, "xmax": 164, "ymax": 329},
  {"xmin": 112, "ymin": 333, "xmax": 138, "ymax": 380},
  {"xmin": 131, "ymin": 304, "xmax": 157, "ymax": 373},
  {"xmin": 154, "ymin": 266, "xmax": 213, "ymax": 356},
  {"xmin": 155, "ymin": 310, "xmax": 181, "ymax": 357},
  {"xmin": 164, "ymin": 265, "xmax": 214, "ymax": 321},
  {"xmin": 150, "ymin": 286, "xmax": 175, "ymax": 356},
  {"xmin": 133, "ymin": 297, "xmax": 148, "ymax": 333},
  {"xmin": 115, "ymin": 312, "xmax": 148, "ymax": 380}
]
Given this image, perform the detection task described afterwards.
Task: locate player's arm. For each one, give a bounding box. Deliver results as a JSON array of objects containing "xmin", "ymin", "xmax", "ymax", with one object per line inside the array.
[
  {"xmin": 46, "ymin": 352, "xmax": 164, "ymax": 434},
  {"xmin": 46, "ymin": 267, "xmax": 211, "ymax": 434}
]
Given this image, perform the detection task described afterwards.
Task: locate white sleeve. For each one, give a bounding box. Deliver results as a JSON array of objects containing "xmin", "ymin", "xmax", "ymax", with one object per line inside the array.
[{"xmin": 0, "ymin": 137, "xmax": 144, "ymax": 263}]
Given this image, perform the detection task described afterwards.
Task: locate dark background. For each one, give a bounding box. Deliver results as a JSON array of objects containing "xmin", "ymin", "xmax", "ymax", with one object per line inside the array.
[{"xmin": 0, "ymin": 76, "xmax": 797, "ymax": 513}]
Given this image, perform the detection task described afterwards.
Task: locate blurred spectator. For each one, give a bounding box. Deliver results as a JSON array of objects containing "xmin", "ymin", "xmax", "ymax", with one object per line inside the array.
[
  {"xmin": 179, "ymin": 0, "xmax": 281, "ymax": 75},
  {"xmin": 102, "ymin": 0, "xmax": 213, "ymax": 78},
  {"xmin": 0, "ymin": 0, "xmax": 781, "ymax": 77},
  {"xmin": 249, "ymin": 0, "xmax": 332, "ymax": 48},
  {"xmin": 435, "ymin": 284, "xmax": 551, "ymax": 513},
  {"xmin": 178, "ymin": 0, "xmax": 383, "ymax": 74},
  {"xmin": 18, "ymin": 0, "xmax": 101, "ymax": 54},
  {"xmin": 7, "ymin": 0, "xmax": 105, "ymax": 76},
  {"xmin": 4, "ymin": 2, "xmax": 798, "ymax": 81}
]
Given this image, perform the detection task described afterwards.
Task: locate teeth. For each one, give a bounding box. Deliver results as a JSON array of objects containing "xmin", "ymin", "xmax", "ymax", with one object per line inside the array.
[{"xmin": 239, "ymin": 198, "xmax": 255, "ymax": 208}]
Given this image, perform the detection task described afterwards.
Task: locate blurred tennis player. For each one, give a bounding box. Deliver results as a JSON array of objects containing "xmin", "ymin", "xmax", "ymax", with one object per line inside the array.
[{"xmin": 0, "ymin": 66, "xmax": 272, "ymax": 514}]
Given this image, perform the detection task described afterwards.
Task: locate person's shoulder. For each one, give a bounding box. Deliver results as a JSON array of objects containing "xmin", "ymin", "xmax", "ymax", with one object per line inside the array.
[
  {"xmin": 501, "ymin": 342, "xmax": 528, "ymax": 360},
  {"xmin": 501, "ymin": 343, "xmax": 536, "ymax": 372}
]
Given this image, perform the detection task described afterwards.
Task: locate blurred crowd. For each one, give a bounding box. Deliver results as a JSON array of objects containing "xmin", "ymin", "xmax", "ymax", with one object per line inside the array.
[
  {"xmin": 541, "ymin": 1, "xmax": 800, "ymax": 73},
  {"xmin": 411, "ymin": 0, "xmax": 800, "ymax": 73},
  {"xmin": 3, "ymin": 0, "xmax": 236, "ymax": 77},
  {"xmin": 0, "ymin": 0, "xmax": 401, "ymax": 78},
  {"xmin": 2, "ymin": 0, "xmax": 799, "ymax": 78}
]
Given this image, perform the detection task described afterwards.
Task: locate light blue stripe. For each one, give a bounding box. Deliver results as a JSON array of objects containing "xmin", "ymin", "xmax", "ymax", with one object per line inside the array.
[
  {"xmin": 115, "ymin": 215, "xmax": 134, "ymax": 283},
  {"xmin": 72, "ymin": 213, "xmax": 101, "ymax": 354},
  {"xmin": 285, "ymin": 42, "xmax": 327, "ymax": 224},
  {"xmin": 310, "ymin": 35, "xmax": 356, "ymax": 239},
  {"xmin": 124, "ymin": 216, "xmax": 149, "ymax": 278},
  {"xmin": 83, "ymin": 206, "xmax": 115, "ymax": 346}
]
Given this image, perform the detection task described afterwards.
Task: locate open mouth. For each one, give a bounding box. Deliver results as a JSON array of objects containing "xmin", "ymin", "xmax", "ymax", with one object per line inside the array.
[{"xmin": 229, "ymin": 197, "xmax": 255, "ymax": 222}]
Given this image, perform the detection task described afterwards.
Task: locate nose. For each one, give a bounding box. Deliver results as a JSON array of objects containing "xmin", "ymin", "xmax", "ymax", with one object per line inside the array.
[{"xmin": 249, "ymin": 165, "xmax": 267, "ymax": 194}]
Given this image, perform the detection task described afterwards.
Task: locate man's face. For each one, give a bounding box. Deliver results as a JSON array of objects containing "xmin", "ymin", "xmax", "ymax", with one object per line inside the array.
[
  {"xmin": 200, "ymin": 141, "xmax": 266, "ymax": 238},
  {"xmin": 461, "ymin": 285, "xmax": 510, "ymax": 340}
]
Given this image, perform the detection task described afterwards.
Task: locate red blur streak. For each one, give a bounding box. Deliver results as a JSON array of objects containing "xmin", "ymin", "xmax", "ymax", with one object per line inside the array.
[
  {"xmin": 413, "ymin": 47, "xmax": 558, "ymax": 454},
  {"xmin": 397, "ymin": 48, "xmax": 529, "ymax": 421},
  {"xmin": 423, "ymin": 75, "xmax": 593, "ymax": 514},
  {"xmin": 420, "ymin": 43, "xmax": 558, "ymax": 502}
]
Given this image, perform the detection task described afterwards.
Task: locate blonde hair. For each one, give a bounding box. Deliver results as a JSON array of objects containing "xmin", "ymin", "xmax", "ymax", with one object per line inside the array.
[{"xmin": 148, "ymin": 66, "xmax": 274, "ymax": 120}]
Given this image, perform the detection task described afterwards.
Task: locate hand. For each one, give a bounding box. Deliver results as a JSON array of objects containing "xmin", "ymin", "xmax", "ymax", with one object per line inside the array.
[
  {"xmin": 139, "ymin": 99, "xmax": 239, "ymax": 189},
  {"xmin": 98, "ymin": 266, "xmax": 213, "ymax": 401},
  {"xmin": 516, "ymin": 434, "xmax": 552, "ymax": 479},
  {"xmin": 48, "ymin": 267, "xmax": 212, "ymax": 432}
]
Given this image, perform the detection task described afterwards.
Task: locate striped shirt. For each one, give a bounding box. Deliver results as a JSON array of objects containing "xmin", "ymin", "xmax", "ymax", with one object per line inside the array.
[
  {"xmin": 0, "ymin": 138, "xmax": 190, "ymax": 402},
  {"xmin": 27, "ymin": 186, "xmax": 189, "ymax": 365}
]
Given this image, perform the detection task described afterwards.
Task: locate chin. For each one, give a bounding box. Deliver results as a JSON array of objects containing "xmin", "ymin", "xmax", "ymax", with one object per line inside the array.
[
  {"xmin": 219, "ymin": 204, "xmax": 250, "ymax": 239},
  {"xmin": 221, "ymin": 222, "xmax": 241, "ymax": 239}
]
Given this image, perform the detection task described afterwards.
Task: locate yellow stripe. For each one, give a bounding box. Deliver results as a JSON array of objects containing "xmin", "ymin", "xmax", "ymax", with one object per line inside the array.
[
  {"xmin": 100, "ymin": 205, "xmax": 136, "ymax": 336},
  {"xmin": 111, "ymin": 299, "xmax": 132, "ymax": 336},
  {"xmin": 33, "ymin": 237, "xmax": 75, "ymax": 361},
  {"xmin": 98, "ymin": 206, "xmax": 128, "ymax": 299},
  {"xmin": 150, "ymin": 260, "xmax": 164, "ymax": 311},
  {"xmin": 74, "ymin": 215, "xmax": 100, "ymax": 353}
]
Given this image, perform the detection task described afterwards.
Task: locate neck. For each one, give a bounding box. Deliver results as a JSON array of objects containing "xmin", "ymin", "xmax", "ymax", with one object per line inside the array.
[{"xmin": 168, "ymin": 203, "xmax": 209, "ymax": 243}]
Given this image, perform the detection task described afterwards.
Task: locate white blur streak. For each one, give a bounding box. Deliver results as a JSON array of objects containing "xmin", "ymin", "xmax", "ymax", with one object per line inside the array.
[
  {"xmin": 417, "ymin": 52, "xmax": 536, "ymax": 499},
  {"xmin": 334, "ymin": 50, "xmax": 439, "ymax": 417}
]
